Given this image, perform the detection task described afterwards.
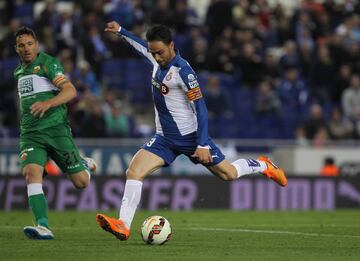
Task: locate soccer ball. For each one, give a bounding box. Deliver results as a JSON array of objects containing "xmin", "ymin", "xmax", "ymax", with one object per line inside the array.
[{"xmin": 141, "ymin": 215, "xmax": 172, "ymax": 245}]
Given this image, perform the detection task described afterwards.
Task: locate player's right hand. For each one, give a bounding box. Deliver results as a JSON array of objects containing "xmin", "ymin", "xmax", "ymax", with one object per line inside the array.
[
  {"xmin": 105, "ymin": 21, "xmax": 121, "ymax": 33},
  {"xmin": 191, "ymin": 147, "xmax": 213, "ymax": 164}
]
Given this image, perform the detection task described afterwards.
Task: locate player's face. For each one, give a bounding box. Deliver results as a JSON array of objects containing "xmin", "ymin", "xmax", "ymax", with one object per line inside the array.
[
  {"xmin": 15, "ymin": 34, "xmax": 39, "ymax": 65},
  {"xmin": 148, "ymin": 41, "xmax": 175, "ymax": 67}
]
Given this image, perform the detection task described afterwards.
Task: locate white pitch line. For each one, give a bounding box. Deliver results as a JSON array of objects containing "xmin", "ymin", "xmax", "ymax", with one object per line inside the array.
[
  {"xmin": 185, "ymin": 227, "xmax": 360, "ymax": 239},
  {"xmin": 1, "ymin": 226, "xmax": 359, "ymax": 239}
]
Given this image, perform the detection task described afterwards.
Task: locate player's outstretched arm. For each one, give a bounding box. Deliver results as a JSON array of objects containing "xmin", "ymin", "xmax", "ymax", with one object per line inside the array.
[
  {"xmin": 30, "ymin": 79, "xmax": 76, "ymax": 118},
  {"xmin": 105, "ymin": 21, "xmax": 156, "ymax": 65}
]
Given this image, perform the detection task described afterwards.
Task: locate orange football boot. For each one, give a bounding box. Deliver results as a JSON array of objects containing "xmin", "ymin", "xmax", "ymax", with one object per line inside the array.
[
  {"xmin": 258, "ymin": 156, "xmax": 287, "ymax": 187},
  {"xmin": 96, "ymin": 214, "xmax": 130, "ymax": 240}
]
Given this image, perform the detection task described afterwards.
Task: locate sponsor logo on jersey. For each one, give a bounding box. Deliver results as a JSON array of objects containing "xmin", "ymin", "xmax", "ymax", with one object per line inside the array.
[
  {"xmin": 33, "ymin": 66, "xmax": 40, "ymax": 74},
  {"xmin": 19, "ymin": 77, "xmax": 34, "ymax": 95},
  {"xmin": 152, "ymin": 78, "xmax": 170, "ymax": 95},
  {"xmin": 187, "ymin": 74, "xmax": 195, "ymax": 81},
  {"xmin": 187, "ymin": 74, "xmax": 199, "ymax": 89}
]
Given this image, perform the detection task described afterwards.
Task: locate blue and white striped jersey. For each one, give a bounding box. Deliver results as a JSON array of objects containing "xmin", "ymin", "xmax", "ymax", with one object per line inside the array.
[{"xmin": 118, "ymin": 28, "xmax": 209, "ymax": 146}]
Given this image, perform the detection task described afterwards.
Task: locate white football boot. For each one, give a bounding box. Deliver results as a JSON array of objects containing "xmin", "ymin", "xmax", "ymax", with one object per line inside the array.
[{"xmin": 23, "ymin": 225, "xmax": 54, "ymax": 240}]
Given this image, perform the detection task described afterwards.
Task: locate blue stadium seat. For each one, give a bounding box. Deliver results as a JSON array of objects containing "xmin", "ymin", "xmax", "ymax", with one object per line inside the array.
[
  {"xmin": 13, "ymin": 3, "xmax": 34, "ymax": 27},
  {"xmin": 101, "ymin": 59, "xmax": 125, "ymax": 89},
  {"xmin": 0, "ymin": 57, "xmax": 19, "ymax": 81}
]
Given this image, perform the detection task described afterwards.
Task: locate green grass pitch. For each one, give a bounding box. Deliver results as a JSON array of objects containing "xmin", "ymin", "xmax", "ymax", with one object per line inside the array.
[{"xmin": 1, "ymin": 210, "xmax": 360, "ymax": 261}]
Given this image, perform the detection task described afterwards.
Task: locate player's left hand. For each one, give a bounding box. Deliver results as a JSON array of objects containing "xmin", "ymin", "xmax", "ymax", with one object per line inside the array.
[
  {"xmin": 191, "ymin": 147, "xmax": 213, "ymax": 164},
  {"xmin": 30, "ymin": 101, "xmax": 52, "ymax": 118}
]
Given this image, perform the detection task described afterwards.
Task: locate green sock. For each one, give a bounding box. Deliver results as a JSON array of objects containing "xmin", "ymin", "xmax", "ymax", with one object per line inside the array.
[{"xmin": 28, "ymin": 194, "xmax": 49, "ymax": 228}]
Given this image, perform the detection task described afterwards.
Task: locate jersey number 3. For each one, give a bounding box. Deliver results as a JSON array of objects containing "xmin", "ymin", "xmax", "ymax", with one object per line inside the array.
[{"xmin": 146, "ymin": 138, "xmax": 156, "ymax": 147}]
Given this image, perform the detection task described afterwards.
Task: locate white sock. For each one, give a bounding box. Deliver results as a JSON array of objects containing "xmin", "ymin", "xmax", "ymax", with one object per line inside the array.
[
  {"xmin": 27, "ymin": 183, "xmax": 43, "ymax": 196},
  {"xmin": 119, "ymin": 179, "xmax": 143, "ymax": 229},
  {"xmin": 231, "ymin": 159, "xmax": 267, "ymax": 178}
]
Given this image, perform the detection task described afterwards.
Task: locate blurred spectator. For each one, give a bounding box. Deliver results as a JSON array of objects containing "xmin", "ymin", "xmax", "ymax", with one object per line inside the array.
[
  {"xmin": 238, "ymin": 43, "xmax": 264, "ymax": 88},
  {"xmin": 276, "ymin": 67, "xmax": 308, "ymax": 110},
  {"xmin": 274, "ymin": 15, "xmax": 294, "ymax": 46},
  {"xmin": 255, "ymin": 80, "xmax": 281, "ymax": 116},
  {"xmin": 298, "ymin": 39, "xmax": 314, "ymax": 78},
  {"xmin": 83, "ymin": 26, "xmax": 110, "ymax": 77},
  {"xmin": 80, "ymin": 100, "xmax": 106, "ymax": 137},
  {"xmin": 74, "ymin": 60, "xmax": 101, "ymax": 96},
  {"xmin": 328, "ymin": 107, "xmax": 355, "ymax": 140},
  {"xmin": 0, "ymin": 18, "xmax": 21, "ymax": 58},
  {"xmin": 150, "ymin": 0, "xmax": 174, "ymax": 26},
  {"xmin": 295, "ymin": 125, "xmax": 309, "ymax": 146},
  {"xmin": 207, "ymin": 32, "xmax": 235, "ymax": 74},
  {"xmin": 263, "ymin": 49, "xmax": 280, "ymax": 85},
  {"xmin": 295, "ymin": 11, "xmax": 316, "ymax": 48},
  {"xmin": 187, "ymin": 27, "xmax": 208, "ymax": 71},
  {"xmin": 71, "ymin": 91, "xmax": 97, "ymax": 136},
  {"xmin": 312, "ymin": 127, "xmax": 330, "ymax": 148},
  {"xmin": 353, "ymin": 106, "xmax": 360, "ymax": 139},
  {"xmin": 105, "ymin": 101, "xmax": 130, "ymax": 137},
  {"xmin": 342, "ymin": 74, "xmax": 360, "ymax": 120},
  {"xmin": 55, "ymin": 11, "xmax": 77, "ymax": 55},
  {"xmin": 320, "ymin": 157, "xmax": 340, "ymax": 177},
  {"xmin": 303, "ymin": 103, "xmax": 329, "ymax": 140},
  {"xmin": 331, "ymin": 64, "xmax": 352, "ymax": 105},
  {"xmin": 309, "ymin": 44, "xmax": 336, "ymax": 104},
  {"xmin": 279, "ymin": 41, "xmax": 301, "ymax": 74},
  {"xmin": 205, "ymin": 0, "xmax": 233, "ymax": 45},
  {"xmin": 204, "ymin": 75, "xmax": 231, "ymax": 118}
]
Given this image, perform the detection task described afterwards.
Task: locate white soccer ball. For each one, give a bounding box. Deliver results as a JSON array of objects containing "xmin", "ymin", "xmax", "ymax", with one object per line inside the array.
[{"xmin": 141, "ymin": 215, "xmax": 172, "ymax": 245}]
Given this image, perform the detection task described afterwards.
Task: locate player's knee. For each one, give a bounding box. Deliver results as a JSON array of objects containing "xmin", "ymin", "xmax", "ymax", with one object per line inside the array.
[
  {"xmin": 72, "ymin": 173, "xmax": 90, "ymax": 189},
  {"xmin": 226, "ymin": 174, "xmax": 237, "ymax": 181},
  {"xmin": 218, "ymin": 171, "xmax": 237, "ymax": 181},
  {"xmin": 73, "ymin": 179, "xmax": 88, "ymax": 189},
  {"xmin": 23, "ymin": 168, "xmax": 38, "ymax": 183},
  {"xmin": 125, "ymin": 167, "xmax": 142, "ymax": 180}
]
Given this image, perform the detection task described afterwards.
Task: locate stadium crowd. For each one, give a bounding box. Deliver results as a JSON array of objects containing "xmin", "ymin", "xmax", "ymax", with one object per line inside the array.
[{"xmin": 0, "ymin": 0, "xmax": 360, "ymax": 144}]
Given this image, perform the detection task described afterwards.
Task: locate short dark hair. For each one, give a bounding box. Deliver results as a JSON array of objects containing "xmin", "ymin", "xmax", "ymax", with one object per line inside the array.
[
  {"xmin": 14, "ymin": 26, "xmax": 37, "ymax": 41},
  {"xmin": 146, "ymin": 25, "xmax": 172, "ymax": 44}
]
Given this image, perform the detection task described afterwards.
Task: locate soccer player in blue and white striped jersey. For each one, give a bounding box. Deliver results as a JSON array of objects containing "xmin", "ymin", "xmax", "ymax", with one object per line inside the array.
[{"xmin": 96, "ymin": 21, "xmax": 287, "ymax": 241}]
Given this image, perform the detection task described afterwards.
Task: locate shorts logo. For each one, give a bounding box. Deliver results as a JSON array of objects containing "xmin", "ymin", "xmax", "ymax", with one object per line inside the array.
[
  {"xmin": 165, "ymin": 72, "xmax": 172, "ymax": 81},
  {"xmin": 20, "ymin": 147, "xmax": 34, "ymax": 161},
  {"xmin": 20, "ymin": 152, "xmax": 28, "ymax": 161}
]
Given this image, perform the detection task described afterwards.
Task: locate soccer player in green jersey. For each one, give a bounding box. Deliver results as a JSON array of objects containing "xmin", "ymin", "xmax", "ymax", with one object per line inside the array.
[{"xmin": 14, "ymin": 27, "xmax": 97, "ymax": 240}]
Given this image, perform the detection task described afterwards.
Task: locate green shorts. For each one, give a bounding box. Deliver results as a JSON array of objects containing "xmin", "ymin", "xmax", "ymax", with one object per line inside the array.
[{"xmin": 19, "ymin": 124, "xmax": 86, "ymax": 174}]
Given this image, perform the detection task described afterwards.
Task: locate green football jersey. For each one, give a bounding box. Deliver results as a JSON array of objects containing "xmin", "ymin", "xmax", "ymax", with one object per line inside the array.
[{"xmin": 14, "ymin": 52, "xmax": 68, "ymax": 134}]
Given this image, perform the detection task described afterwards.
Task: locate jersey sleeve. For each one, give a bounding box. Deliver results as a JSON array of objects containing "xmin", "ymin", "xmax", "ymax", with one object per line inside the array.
[
  {"xmin": 44, "ymin": 57, "xmax": 67, "ymax": 87},
  {"xmin": 178, "ymin": 65, "xmax": 209, "ymax": 147},
  {"xmin": 118, "ymin": 28, "xmax": 157, "ymax": 66}
]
